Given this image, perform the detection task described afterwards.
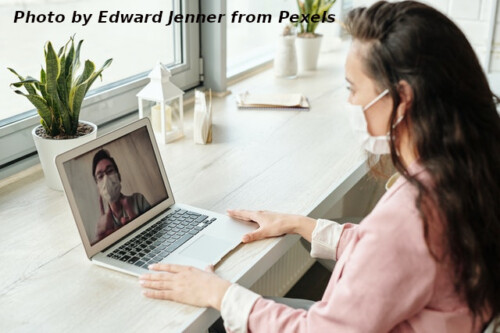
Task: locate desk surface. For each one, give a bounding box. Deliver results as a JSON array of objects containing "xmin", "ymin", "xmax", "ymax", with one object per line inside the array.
[{"xmin": 0, "ymin": 46, "xmax": 368, "ymax": 332}]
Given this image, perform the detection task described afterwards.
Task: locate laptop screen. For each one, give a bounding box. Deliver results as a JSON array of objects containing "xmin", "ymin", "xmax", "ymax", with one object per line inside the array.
[{"xmin": 62, "ymin": 126, "xmax": 169, "ymax": 246}]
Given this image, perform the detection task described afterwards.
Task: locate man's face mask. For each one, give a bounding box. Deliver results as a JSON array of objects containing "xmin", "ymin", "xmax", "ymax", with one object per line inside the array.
[
  {"xmin": 346, "ymin": 89, "xmax": 403, "ymax": 155},
  {"xmin": 98, "ymin": 172, "xmax": 121, "ymax": 203}
]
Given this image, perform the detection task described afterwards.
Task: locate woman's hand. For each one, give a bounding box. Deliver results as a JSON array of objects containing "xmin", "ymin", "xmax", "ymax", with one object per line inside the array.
[
  {"xmin": 227, "ymin": 209, "xmax": 317, "ymax": 243},
  {"xmin": 139, "ymin": 264, "xmax": 231, "ymax": 310}
]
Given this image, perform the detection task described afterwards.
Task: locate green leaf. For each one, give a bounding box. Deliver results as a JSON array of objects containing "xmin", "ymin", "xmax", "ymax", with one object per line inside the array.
[
  {"xmin": 73, "ymin": 39, "xmax": 84, "ymax": 72},
  {"xmin": 65, "ymin": 39, "xmax": 75, "ymax": 79},
  {"xmin": 45, "ymin": 41, "xmax": 61, "ymax": 98},
  {"xmin": 304, "ymin": 0, "xmax": 313, "ymax": 14},
  {"xmin": 14, "ymin": 90, "xmax": 53, "ymax": 131},
  {"xmin": 70, "ymin": 83, "xmax": 87, "ymax": 130},
  {"xmin": 39, "ymin": 83, "xmax": 49, "ymax": 101},
  {"xmin": 58, "ymin": 53, "xmax": 68, "ymax": 106},
  {"xmin": 40, "ymin": 118, "xmax": 48, "ymax": 133},
  {"xmin": 8, "ymin": 67, "xmax": 39, "ymax": 96},
  {"xmin": 84, "ymin": 58, "xmax": 112, "ymax": 95},
  {"xmin": 75, "ymin": 60, "xmax": 95, "ymax": 86},
  {"xmin": 71, "ymin": 59, "xmax": 112, "ymax": 127},
  {"xmin": 23, "ymin": 76, "xmax": 41, "ymax": 95},
  {"xmin": 40, "ymin": 67, "xmax": 46, "ymax": 84},
  {"xmin": 60, "ymin": 101, "xmax": 72, "ymax": 134},
  {"xmin": 318, "ymin": 1, "xmax": 334, "ymax": 15},
  {"xmin": 7, "ymin": 67, "xmax": 24, "ymax": 80},
  {"xmin": 311, "ymin": 1, "xmax": 334, "ymax": 33}
]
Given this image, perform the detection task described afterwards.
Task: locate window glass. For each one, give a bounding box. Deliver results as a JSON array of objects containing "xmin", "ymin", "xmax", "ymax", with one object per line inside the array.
[
  {"xmin": 0, "ymin": 0, "xmax": 178, "ymax": 122},
  {"xmin": 226, "ymin": 0, "xmax": 295, "ymax": 76}
]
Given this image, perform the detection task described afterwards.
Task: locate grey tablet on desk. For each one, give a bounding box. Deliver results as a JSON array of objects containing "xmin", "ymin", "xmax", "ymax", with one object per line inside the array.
[{"xmin": 55, "ymin": 117, "xmax": 255, "ymax": 276}]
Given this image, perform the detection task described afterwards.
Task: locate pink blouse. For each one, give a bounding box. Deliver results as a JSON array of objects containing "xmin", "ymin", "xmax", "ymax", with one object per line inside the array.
[{"xmin": 220, "ymin": 162, "xmax": 484, "ymax": 332}]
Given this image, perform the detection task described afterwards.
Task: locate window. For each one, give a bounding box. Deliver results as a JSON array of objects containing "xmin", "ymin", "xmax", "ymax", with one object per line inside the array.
[
  {"xmin": 226, "ymin": 0, "xmax": 295, "ymax": 77},
  {"xmin": 0, "ymin": 0, "xmax": 200, "ymax": 169}
]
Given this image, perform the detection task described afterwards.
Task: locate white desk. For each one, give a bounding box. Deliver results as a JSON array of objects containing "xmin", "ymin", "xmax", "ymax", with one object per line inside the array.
[{"xmin": 0, "ymin": 48, "xmax": 368, "ymax": 332}]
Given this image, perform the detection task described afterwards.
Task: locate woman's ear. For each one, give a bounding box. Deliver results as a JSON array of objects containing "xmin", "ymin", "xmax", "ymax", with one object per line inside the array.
[{"xmin": 397, "ymin": 80, "xmax": 413, "ymax": 119}]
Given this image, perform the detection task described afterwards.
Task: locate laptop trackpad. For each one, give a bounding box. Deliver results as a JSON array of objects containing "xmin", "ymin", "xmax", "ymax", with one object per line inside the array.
[{"xmin": 180, "ymin": 235, "xmax": 232, "ymax": 263}]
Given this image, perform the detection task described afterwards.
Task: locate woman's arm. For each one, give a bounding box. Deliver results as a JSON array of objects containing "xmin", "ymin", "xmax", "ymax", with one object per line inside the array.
[
  {"xmin": 228, "ymin": 209, "xmax": 358, "ymax": 261},
  {"xmin": 223, "ymin": 207, "xmax": 436, "ymax": 333}
]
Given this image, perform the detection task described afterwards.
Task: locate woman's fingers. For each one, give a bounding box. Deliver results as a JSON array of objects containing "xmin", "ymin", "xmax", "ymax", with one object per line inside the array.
[
  {"xmin": 140, "ymin": 279, "xmax": 173, "ymax": 290},
  {"xmin": 242, "ymin": 228, "xmax": 265, "ymax": 243},
  {"xmin": 142, "ymin": 289, "xmax": 174, "ymax": 300},
  {"xmin": 148, "ymin": 263, "xmax": 184, "ymax": 273},
  {"xmin": 140, "ymin": 272, "xmax": 173, "ymax": 281},
  {"xmin": 227, "ymin": 209, "xmax": 261, "ymax": 222}
]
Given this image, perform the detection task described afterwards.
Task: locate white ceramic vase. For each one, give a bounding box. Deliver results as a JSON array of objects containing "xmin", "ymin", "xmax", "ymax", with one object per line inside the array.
[
  {"xmin": 296, "ymin": 35, "xmax": 323, "ymax": 71},
  {"xmin": 274, "ymin": 35, "xmax": 298, "ymax": 79},
  {"xmin": 32, "ymin": 120, "xmax": 97, "ymax": 191}
]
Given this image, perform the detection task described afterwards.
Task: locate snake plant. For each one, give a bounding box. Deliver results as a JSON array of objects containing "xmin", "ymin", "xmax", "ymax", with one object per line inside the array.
[
  {"xmin": 296, "ymin": 0, "xmax": 336, "ymax": 35},
  {"xmin": 8, "ymin": 36, "xmax": 112, "ymax": 137}
]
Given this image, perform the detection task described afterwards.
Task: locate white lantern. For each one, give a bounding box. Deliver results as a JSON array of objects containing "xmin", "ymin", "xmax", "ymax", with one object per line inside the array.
[{"xmin": 137, "ymin": 62, "xmax": 184, "ymax": 144}]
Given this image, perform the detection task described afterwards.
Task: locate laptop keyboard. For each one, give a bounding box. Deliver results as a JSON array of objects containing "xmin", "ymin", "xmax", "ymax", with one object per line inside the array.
[{"xmin": 106, "ymin": 208, "xmax": 216, "ymax": 269}]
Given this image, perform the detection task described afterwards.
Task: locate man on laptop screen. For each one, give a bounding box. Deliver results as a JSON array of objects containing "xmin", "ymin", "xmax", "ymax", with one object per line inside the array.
[
  {"xmin": 62, "ymin": 126, "xmax": 167, "ymax": 246},
  {"xmin": 56, "ymin": 118, "xmax": 255, "ymax": 276}
]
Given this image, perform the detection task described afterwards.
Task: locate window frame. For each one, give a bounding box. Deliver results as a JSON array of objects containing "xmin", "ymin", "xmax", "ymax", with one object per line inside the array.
[{"xmin": 0, "ymin": 0, "xmax": 200, "ymax": 173}]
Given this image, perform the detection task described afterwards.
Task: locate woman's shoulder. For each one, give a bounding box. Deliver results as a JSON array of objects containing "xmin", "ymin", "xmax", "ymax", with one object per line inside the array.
[{"xmin": 359, "ymin": 168, "xmax": 434, "ymax": 253}]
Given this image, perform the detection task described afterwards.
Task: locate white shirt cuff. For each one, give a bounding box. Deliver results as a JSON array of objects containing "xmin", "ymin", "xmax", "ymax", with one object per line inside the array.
[
  {"xmin": 221, "ymin": 283, "xmax": 261, "ymax": 333},
  {"xmin": 310, "ymin": 218, "xmax": 345, "ymax": 260}
]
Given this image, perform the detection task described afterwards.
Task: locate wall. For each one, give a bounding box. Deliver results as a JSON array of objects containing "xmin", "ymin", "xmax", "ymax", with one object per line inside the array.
[{"xmin": 351, "ymin": 0, "xmax": 499, "ymax": 77}]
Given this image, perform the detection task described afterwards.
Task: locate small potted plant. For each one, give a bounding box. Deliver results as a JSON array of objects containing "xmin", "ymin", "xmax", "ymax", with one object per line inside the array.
[
  {"xmin": 9, "ymin": 36, "xmax": 112, "ymax": 190},
  {"xmin": 296, "ymin": 0, "xmax": 336, "ymax": 71}
]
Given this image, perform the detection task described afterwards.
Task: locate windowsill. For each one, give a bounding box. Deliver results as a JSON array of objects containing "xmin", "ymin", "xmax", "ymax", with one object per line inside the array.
[
  {"xmin": 0, "ymin": 54, "xmax": 272, "ymax": 181},
  {"xmin": 0, "ymin": 39, "xmax": 351, "ymax": 187}
]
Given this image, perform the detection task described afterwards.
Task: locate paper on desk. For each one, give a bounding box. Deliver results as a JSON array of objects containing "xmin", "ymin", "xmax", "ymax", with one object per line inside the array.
[
  {"xmin": 236, "ymin": 92, "xmax": 309, "ymax": 110},
  {"xmin": 238, "ymin": 92, "xmax": 303, "ymax": 107},
  {"xmin": 193, "ymin": 89, "xmax": 212, "ymax": 144}
]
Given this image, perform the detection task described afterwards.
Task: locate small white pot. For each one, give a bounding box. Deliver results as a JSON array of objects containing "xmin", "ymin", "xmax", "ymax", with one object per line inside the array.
[
  {"xmin": 274, "ymin": 35, "xmax": 298, "ymax": 79},
  {"xmin": 296, "ymin": 35, "xmax": 323, "ymax": 71},
  {"xmin": 32, "ymin": 120, "xmax": 97, "ymax": 191}
]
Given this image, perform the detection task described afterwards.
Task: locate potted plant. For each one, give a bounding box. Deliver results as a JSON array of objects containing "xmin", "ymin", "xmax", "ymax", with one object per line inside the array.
[
  {"xmin": 9, "ymin": 36, "xmax": 112, "ymax": 190},
  {"xmin": 295, "ymin": 0, "xmax": 336, "ymax": 71}
]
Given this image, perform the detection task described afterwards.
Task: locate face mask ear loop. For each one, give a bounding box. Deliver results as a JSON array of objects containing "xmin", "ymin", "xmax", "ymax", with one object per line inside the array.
[
  {"xmin": 390, "ymin": 114, "xmax": 405, "ymax": 157},
  {"xmin": 363, "ymin": 89, "xmax": 390, "ymax": 111},
  {"xmin": 392, "ymin": 114, "xmax": 405, "ymax": 129}
]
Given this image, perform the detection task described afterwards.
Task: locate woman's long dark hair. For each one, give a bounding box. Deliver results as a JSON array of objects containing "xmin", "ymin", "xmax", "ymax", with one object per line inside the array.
[{"xmin": 345, "ymin": 1, "xmax": 500, "ymax": 330}]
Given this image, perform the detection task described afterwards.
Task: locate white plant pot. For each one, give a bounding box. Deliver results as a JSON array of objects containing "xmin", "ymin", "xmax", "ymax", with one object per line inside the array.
[
  {"xmin": 274, "ymin": 35, "xmax": 298, "ymax": 79},
  {"xmin": 296, "ymin": 35, "xmax": 323, "ymax": 71},
  {"xmin": 32, "ymin": 120, "xmax": 97, "ymax": 191}
]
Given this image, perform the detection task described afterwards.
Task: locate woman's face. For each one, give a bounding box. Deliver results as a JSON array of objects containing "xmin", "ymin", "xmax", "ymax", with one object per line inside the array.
[{"xmin": 345, "ymin": 40, "xmax": 393, "ymax": 136}]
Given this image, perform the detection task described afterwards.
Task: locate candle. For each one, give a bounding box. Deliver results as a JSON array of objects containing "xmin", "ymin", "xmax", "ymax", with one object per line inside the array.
[{"xmin": 151, "ymin": 103, "xmax": 172, "ymax": 132}]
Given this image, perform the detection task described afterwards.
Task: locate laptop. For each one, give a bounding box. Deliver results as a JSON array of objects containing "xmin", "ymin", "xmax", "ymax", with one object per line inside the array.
[{"xmin": 55, "ymin": 118, "xmax": 256, "ymax": 276}]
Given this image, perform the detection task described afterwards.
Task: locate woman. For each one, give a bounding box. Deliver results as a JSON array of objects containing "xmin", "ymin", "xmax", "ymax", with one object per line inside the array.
[{"xmin": 138, "ymin": 1, "xmax": 500, "ymax": 332}]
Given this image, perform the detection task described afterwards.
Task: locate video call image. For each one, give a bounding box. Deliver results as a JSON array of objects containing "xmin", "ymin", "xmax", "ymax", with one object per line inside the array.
[{"xmin": 63, "ymin": 126, "xmax": 168, "ymax": 245}]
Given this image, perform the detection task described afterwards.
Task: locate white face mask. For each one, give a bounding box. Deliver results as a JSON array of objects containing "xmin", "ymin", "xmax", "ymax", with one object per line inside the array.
[
  {"xmin": 98, "ymin": 172, "xmax": 122, "ymax": 203},
  {"xmin": 347, "ymin": 89, "xmax": 403, "ymax": 155}
]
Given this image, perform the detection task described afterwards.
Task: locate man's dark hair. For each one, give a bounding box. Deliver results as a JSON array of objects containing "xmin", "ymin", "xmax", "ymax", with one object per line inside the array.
[{"xmin": 92, "ymin": 149, "xmax": 120, "ymax": 182}]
